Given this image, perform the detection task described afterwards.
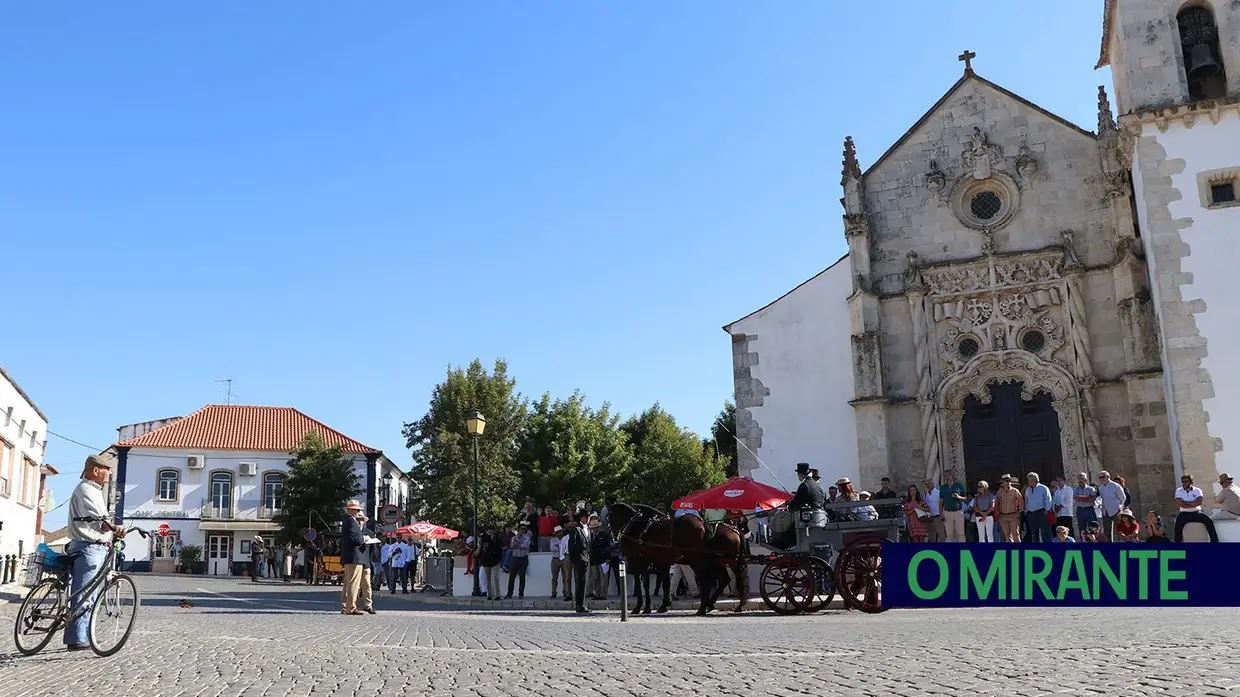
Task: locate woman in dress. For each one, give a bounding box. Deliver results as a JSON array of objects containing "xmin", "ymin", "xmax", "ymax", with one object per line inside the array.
[{"xmin": 904, "ymin": 485, "xmax": 929, "ymax": 542}]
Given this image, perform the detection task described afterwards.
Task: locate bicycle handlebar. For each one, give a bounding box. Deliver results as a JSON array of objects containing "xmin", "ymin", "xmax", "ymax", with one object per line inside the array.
[{"xmin": 73, "ymin": 516, "xmax": 151, "ymax": 538}]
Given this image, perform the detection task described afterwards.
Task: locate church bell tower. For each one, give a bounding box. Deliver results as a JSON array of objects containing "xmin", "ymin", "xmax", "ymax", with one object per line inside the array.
[{"xmin": 1099, "ymin": 0, "xmax": 1240, "ymax": 502}]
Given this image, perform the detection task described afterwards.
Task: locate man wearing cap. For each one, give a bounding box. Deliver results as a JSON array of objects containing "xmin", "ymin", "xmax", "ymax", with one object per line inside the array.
[
  {"xmin": 788, "ymin": 463, "xmax": 826, "ymax": 528},
  {"xmin": 340, "ymin": 500, "xmax": 370, "ymax": 615},
  {"xmin": 994, "ymin": 475, "xmax": 1023, "ymax": 542},
  {"xmin": 64, "ymin": 454, "xmax": 125, "ymax": 651},
  {"xmin": 1214, "ymin": 473, "xmax": 1240, "ymax": 518}
]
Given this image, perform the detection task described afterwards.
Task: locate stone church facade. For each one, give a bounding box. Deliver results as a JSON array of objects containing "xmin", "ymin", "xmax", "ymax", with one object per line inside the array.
[{"xmin": 727, "ymin": 1, "xmax": 1239, "ymax": 518}]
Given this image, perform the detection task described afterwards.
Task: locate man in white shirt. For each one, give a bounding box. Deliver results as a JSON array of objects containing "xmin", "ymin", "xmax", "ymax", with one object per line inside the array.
[
  {"xmin": 1174, "ymin": 474, "xmax": 1219, "ymax": 542},
  {"xmin": 922, "ymin": 479, "xmax": 944, "ymax": 542},
  {"xmin": 65, "ymin": 455, "xmax": 124, "ymax": 651},
  {"xmin": 1096, "ymin": 471, "xmax": 1127, "ymax": 540},
  {"xmin": 388, "ymin": 537, "xmax": 410, "ymax": 593},
  {"xmin": 1051, "ymin": 477, "xmax": 1076, "ymax": 537}
]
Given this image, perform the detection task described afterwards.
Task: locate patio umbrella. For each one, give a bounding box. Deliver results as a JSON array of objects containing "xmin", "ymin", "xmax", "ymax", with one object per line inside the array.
[
  {"xmin": 672, "ymin": 476, "xmax": 791, "ymax": 511},
  {"xmin": 396, "ymin": 521, "xmax": 460, "ymax": 540}
]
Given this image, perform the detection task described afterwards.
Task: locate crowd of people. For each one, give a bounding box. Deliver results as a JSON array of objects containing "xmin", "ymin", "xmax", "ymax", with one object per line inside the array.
[
  {"xmin": 459, "ymin": 500, "xmax": 625, "ymax": 614},
  {"xmin": 803, "ymin": 468, "xmax": 1240, "ymax": 544}
]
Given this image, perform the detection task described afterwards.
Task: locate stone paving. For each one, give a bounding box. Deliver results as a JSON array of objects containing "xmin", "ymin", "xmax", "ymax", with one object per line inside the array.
[{"xmin": 1, "ymin": 574, "xmax": 1239, "ymax": 696}]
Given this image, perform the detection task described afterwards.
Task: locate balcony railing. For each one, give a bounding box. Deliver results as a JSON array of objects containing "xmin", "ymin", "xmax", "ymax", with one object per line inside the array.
[{"xmin": 200, "ymin": 498, "xmax": 282, "ymax": 521}]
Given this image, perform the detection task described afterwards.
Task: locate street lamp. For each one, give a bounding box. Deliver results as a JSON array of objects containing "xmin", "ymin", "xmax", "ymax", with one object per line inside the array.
[
  {"xmin": 465, "ymin": 409, "xmax": 486, "ymax": 597},
  {"xmin": 381, "ymin": 471, "xmax": 393, "ymax": 508}
]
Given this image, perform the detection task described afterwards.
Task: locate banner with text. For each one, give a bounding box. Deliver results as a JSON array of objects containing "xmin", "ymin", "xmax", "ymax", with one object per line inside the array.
[{"xmin": 882, "ymin": 543, "xmax": 1231, "ymax": 607}]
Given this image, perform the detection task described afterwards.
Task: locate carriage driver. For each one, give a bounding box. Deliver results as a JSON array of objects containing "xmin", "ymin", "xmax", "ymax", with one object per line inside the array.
[{"xmin": 789, "ymin": 462, "xmax": 827, "ymax": 528}]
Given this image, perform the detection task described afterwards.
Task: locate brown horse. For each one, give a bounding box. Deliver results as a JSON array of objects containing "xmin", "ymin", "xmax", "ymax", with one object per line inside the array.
[
  {"xmin": 609, "ymin": 503, "xmax": 748, "ymax": 616},
  {"xmin": 697, "ymin": 521, "xmax": 748, "ymax": 614}
]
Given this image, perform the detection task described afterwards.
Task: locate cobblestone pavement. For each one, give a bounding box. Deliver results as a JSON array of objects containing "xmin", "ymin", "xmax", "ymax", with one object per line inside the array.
[{"xmin": 2, "ymin": 575, "xmax": 1239, "ymax": 696}]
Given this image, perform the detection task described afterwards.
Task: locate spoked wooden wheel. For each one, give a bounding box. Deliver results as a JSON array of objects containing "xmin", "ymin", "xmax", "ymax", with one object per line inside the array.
[
  {"xmin": 834, "ymin": 538, "xmax": 888, "ymax": 614},
  {"xmin": 801, "ymin": 556, "xmax": 836, "ymax": 613},
  {"xmin": 759, "ymin": 557, "xmax": 813, "ymax": 615}
]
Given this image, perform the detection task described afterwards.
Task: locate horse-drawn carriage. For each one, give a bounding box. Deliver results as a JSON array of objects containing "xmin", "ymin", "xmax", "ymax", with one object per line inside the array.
[{"xmin": 756, "ymin": 499, "xmax": 902, "ymax": 615}]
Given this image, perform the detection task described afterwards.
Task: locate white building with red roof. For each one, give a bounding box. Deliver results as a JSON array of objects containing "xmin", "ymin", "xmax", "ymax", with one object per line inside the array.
[{"xmin": 109, "ymin": 404, "xmax": 409, "ymax": 575}]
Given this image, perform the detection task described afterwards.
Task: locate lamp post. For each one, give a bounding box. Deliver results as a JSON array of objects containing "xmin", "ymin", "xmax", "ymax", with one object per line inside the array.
[
  {"xmin": 381, "ymin": 472, "xmax": 393, "ymax": 508},
  {"xmin": 465, "ymin": 409, "xmax": 487, "ymax": 597}
]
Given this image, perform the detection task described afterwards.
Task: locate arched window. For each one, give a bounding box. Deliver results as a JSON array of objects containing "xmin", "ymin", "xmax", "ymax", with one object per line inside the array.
[
  {"xmin": 262, "ymin": 472, "xmax": 285, "ymax": 515},
  {"xmin": 209, "ymin": 471, "xmax": 233, "ymax": 514},
  {"xmin": 1179, "ymin": 5, "xmax": 1228, "ymax": 101},
  {"xmin": 156, "ymin": 469, "xmax": 180, "ymax": 502}
]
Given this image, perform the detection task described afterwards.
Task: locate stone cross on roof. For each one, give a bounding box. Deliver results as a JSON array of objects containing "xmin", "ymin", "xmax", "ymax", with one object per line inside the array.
[{"xmin": 958, "ymin": 49, "xmax": 976, "ymax": 74}]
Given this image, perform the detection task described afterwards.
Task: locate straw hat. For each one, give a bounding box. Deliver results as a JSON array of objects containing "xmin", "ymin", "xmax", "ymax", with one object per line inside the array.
[{"xmin": 345, "ymin": 500, "xmax": 362, "ymax": 511}]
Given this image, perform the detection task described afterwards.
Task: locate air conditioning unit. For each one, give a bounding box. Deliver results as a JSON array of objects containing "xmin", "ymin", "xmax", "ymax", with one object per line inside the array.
[
  {"xmin": 187, "ymin": 456, "xmax": 204, "ymax": 470},
  {"xmin": 239, "ymin": 462, "xmax": 258, "ymax": 477}
]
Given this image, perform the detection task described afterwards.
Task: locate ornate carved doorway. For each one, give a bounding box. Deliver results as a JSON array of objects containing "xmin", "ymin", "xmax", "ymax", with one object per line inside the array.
[{"xmin": 961, "ymin": 381, "xmax": 1064, "ymax": 488}]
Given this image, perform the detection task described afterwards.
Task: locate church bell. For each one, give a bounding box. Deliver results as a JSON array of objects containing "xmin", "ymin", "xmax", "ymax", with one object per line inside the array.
[{"xmin": 1186, "ymin": 42, "xmax": 1222, "ymax": 80}]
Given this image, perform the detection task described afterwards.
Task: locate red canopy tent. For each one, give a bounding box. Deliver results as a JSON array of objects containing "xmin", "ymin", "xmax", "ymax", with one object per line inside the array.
[
  {"xmin": 672, "ymin": 476, "xmax": 791, "ymax": 511},
  {"xmin": 395, "ymin": 521, "xmax": 460, "ymax": 540}
]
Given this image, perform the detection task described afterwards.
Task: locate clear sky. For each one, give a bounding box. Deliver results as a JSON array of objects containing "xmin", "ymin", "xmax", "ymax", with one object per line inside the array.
[{"xmin": 3, "ymin": 2, "xmax": 1109, "ymax": 526}]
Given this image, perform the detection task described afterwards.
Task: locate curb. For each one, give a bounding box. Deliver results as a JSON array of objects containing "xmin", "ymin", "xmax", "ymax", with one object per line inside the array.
[{"xmin": 383, "ymin": 592, "xmax": 849, "ymax": 613}]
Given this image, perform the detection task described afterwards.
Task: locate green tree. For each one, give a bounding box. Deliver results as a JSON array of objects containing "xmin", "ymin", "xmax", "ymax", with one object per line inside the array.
[
  {"xmin": 403, "ymin": 359, "xmax": 526, "ymax": 533},
  {"xmin": 622, "ymin": 404, "xmax": 727, "ymax": 509},
  {"xmin": 274, "ymin": 431, "xmax": 363, "ymax": 543},
  {"xmin": 514, "ymin": 391, "xmax": 634, "ymax": 510},
  {"xmin": 708, "ymin": 401, "xmax": 738, "ymax": 478}
]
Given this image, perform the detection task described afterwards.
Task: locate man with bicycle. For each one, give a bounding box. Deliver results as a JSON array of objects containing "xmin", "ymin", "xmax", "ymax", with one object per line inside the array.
[{"xmin": 65, "ymin": 454, "xmax": 125, "ymax": 651}]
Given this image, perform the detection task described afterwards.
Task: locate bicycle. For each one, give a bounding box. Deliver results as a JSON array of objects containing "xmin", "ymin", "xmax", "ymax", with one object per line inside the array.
[{"xmin": 12, "ymin": 516, "xmax": 150, "ymax": 657}]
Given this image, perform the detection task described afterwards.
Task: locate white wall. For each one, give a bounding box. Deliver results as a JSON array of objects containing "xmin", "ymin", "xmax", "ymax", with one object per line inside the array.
[
  {"xmin": 1157, "ymin": 113, "xmax": 1240, "ymax": 480},
  {"xmin": 119, "ymin": 447, "xmax": 375, "ymax": 564},
  {"xmin": 726, "ymin": 260, "xmax": 858, "ymax": 491},
  {"xmin": 0, "ymin": 370, "xmax": 48, "ymax": 559}
]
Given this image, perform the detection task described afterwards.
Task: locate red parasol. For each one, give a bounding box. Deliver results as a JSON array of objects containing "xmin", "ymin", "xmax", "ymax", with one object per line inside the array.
[
  {"xmin": 395, "ymin": 521, "xmax": 460, "ymax": 540},
  {"xmin": 672, "ymin": 476, "xmax": 791, "ymax": 511}
]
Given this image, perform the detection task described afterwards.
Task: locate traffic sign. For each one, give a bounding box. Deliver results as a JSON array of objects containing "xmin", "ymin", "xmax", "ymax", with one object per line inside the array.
[
  {"xmin": 303, "ymin": 528, "xmax": 317, "ymax": 542},
  {"xmin": 158, "ymin": 523, "xmax": 171, "ymax": 537},
  {"xmin": 378, "ymin": 504, "xmax": 402, "ymax": 526}
]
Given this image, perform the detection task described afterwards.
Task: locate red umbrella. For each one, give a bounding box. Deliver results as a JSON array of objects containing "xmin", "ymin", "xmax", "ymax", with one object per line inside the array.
[
  {"xmin": 672, "ymin": 476, "xmax": 791, "ymax": 511},
  {"xmin": 396, "ymin": 521, "xmax": 460, "ymax": 540}
]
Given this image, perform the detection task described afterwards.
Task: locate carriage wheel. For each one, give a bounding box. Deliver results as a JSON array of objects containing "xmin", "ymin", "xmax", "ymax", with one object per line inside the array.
[
  {"xmin": 834, "ymin": 538, "xmax": 888, "ymax": 614},
  {"xmin": 801, "ymin": 556, "xmax": 836, "ymax": 614},
  {"xmin": 759, "ymin": 557, "xmax": 813, "ymax": 615}
]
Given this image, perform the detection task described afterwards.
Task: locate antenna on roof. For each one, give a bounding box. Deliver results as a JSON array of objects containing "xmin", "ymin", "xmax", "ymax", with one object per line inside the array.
[{"xmin": 215, "ymin": 379, "xmax": 235, "ymax": 405}]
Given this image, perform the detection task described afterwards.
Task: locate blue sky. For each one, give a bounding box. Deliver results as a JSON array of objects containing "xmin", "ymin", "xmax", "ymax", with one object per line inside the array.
[{"xmin": 3, "ymin": 2, "xmax": 1109, "ymax": 524}]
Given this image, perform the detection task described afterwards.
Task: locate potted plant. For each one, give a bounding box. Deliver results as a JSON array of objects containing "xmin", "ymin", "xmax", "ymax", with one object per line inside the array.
[{"xmin": 179, "ymin": 544, "xmax": 203, "ymax": 574}]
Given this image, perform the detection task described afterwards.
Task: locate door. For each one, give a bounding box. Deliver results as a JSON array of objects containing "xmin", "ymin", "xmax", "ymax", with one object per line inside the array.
[
  {"xmin": 207, "ymin": 534, "xmax": 231, "ymax": 576},
  {"xmin": 151, "ymin": 532, "xmax": 179, "ymax": 573},
  {"xmin": 961, "ymin": 381, "xmax": 1064, "ymax": 489}
]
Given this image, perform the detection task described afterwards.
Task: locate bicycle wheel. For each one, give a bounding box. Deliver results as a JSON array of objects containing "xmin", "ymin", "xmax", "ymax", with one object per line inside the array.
[
  {"xmin": 14, "ymin": 578, "xmax": 65, "ymax": 656},
  {"xmin": 88, "ymin": 574, "xmax": 140, "ymax": 657}
]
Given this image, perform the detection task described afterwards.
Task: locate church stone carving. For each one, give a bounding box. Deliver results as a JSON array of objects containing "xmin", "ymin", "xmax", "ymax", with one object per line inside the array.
[
  {"xmin": 1015, "ymin": 138, "xmax": 1039, "ymax": 181},
  {"xmin": 924, "ymin": 160, "xmax": 947, "ymax": 197},
  {"xmin": 963, "ymin": 127, "xmax": 1002, "ymax": 180}
]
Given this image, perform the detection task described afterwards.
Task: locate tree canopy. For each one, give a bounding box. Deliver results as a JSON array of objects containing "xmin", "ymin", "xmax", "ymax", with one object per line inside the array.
[
  {"xmin": 514, "ymin": 391, "xmax": 634, "ymax": 512},
  {"xmin": 402, "ymin": 359, "xmax": 525, "ymax": 533},
  {"xmin": 404, "ymin": 359, "xmax": 729, "ymax": 523},
  {"xmin": 274, "ymin": 431, "xmax": 363, "ymax": 543}
]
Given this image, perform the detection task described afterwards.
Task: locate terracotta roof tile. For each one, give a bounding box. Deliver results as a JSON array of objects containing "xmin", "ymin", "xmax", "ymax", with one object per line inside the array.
[{"xmin": 114, "ymin": 405, "xmax": 380, "ymax": 454}]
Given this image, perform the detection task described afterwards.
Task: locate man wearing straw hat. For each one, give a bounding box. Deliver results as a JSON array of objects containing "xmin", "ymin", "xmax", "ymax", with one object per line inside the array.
[{"xmin": 340, "ymin": 500, "xmax": 369, "ymax": 615}]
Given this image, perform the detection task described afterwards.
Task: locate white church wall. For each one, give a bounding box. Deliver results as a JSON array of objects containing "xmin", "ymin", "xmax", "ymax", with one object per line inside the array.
[
  {"xmin": 1146, "ymin": 110, "xmax": 1240, "ymax": 483},
  {"xmin": 726, "ymin": 258, "xmax": 858, "ymax": 492}
]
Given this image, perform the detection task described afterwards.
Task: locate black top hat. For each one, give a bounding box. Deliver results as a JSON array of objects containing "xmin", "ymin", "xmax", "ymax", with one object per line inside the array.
[{"xmin": 795, "ymin": 462, "xmax": 811, "ymax": 475}]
